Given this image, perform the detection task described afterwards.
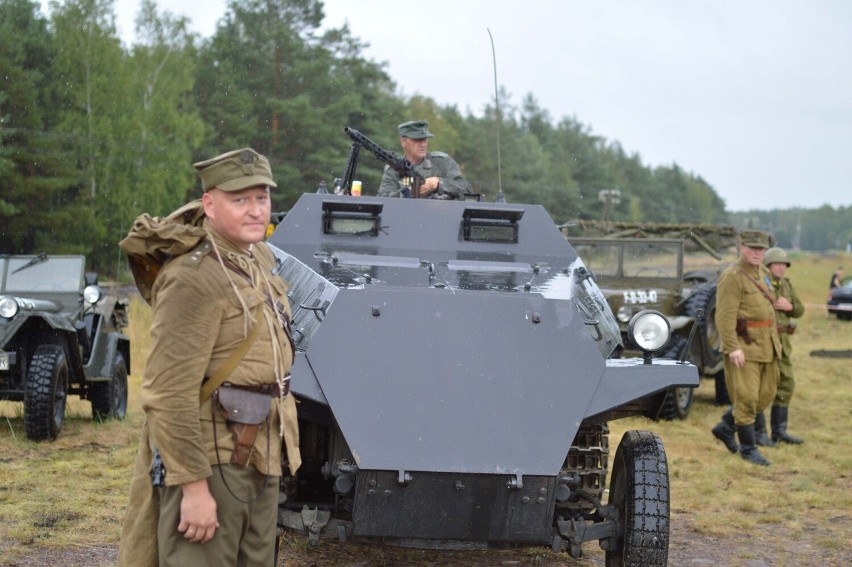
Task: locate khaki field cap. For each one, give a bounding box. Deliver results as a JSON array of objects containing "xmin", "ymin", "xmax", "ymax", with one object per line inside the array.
[
  {"xmin": 398, "ymin": 120, "xmax": 434, "ymax": 139},
  {"xmin": 739, "ymin": 229, "xmax": 770, "ymax": 249},
  {"xmin": 193, "ymin": 148, "xmax": 277, "ymax": 192},
  {"xmin": 764, "ymin": 246, "xmax": 791, "ymax": 267}
]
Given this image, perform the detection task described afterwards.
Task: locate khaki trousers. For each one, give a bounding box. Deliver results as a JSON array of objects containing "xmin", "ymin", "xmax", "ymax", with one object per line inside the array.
[
  {"xmin": 158, "ymin": 465, "xmax": 279, "ymax": 567},
  {"xmin": 725, "ymin": 358, "xmax": 779, "ymax": 426}
]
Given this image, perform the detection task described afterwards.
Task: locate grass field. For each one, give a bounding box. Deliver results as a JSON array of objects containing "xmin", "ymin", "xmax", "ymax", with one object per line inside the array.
[{"xmin": 1, "ymin": 252, "xmax": 850, "ymax": 566}]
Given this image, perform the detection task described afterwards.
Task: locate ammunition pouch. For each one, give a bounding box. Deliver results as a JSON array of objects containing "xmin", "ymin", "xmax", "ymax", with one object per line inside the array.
[
  {"xmin": 215, "ymin": 384, "xmax": 274, "ymax": 467},
  {"xmin": 777, "ymin": 323, "xmax": 796, "ymax": 335}
]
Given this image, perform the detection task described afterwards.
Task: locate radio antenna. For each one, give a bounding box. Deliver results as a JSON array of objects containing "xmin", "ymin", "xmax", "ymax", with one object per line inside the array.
[{"xmin": 487, "ymin": 29, "xmax": 505, "ymax": 203}]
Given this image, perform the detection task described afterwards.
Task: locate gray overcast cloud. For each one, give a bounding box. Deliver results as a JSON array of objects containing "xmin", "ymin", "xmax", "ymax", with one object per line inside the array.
[{"xmin": 101, "ymin": 0, "xmax": 852, "ymax": 212}]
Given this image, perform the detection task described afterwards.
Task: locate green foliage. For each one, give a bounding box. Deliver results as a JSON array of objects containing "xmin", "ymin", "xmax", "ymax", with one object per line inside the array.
[{"xmin": 3, "ymin": 0, "xmax": 847, "ymax": 276}]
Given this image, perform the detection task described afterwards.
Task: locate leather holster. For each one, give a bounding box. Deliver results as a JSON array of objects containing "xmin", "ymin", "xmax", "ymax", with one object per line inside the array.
[{"xmin": 216, "ymin": 386, "xmax": 272, "ymax": 467}]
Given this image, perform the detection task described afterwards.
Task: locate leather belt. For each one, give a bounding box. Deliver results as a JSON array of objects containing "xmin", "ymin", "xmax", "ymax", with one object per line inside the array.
[
  {"xmin": 745, "ymin": 320, "xmax": 773, "ymax": 329},
  {"xmin": 204, "ymin": 374, "xmax": 291, "ymax": 397}
]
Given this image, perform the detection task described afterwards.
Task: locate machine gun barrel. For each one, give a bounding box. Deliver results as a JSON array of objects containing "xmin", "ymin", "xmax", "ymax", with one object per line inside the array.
[{"xmin": 344, "ymin": 127, "xmax": 424, "ymax": 197}]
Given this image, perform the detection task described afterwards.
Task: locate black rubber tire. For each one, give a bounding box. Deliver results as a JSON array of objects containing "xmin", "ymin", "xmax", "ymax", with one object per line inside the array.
[
  {"xmin": 91, "ymin": 353, "xmax": 128, "ymax": 421},
  {"xmin": 657, "ymin": 335, "xmax": 693, "ymax": 420},
  {"xmin": 684, "ymin": 283, "xmax": 723, "ymax": 372},
  {"xmin": 605, "ymin": 430, "xmax": 670, "ymax": 567},
  {"xmin": 23, "ymin": 345, "xmax": 69, "ymax": 441}
]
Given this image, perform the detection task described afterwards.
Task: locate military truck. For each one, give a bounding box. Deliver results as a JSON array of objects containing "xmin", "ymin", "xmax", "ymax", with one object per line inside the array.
[
  {"xmin": 266, "ymin": 194, "xmax": 698, "ymax": 563},
  {"xmin": 560, "ymin": 220, "xmax": 738, "ymax": 418},
  {"xmin": 0, "ymin": 254, "xmax": 130, "ymax": 441}
]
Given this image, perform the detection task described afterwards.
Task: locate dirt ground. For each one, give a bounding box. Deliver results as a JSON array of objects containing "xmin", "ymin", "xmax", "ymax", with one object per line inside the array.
[{"xmin": 4, "ymin": 510, "xmax": 850, "ymax": 567}]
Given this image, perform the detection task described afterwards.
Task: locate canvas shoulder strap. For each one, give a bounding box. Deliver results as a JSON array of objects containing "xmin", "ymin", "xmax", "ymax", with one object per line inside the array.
[{"xmin": 199, "ymin": 309, "xmax": 261, "ymax": 405}]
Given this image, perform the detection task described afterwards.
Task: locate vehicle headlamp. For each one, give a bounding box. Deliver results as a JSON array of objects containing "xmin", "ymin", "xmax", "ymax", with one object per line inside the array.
[
  {"xmin": 0, "ymin": 296, "xmax": 19, "ymax": 318},
  {"xmin": 627, "ymin": 310, "xmax": 671, "ymax": 353},
  {"xmin": 616, "ymin": 305, "xmax": 633, "ymax": 323},
  {"xmin": 83, "ymin": 285, "xmax": 102, "ymax": 305}
]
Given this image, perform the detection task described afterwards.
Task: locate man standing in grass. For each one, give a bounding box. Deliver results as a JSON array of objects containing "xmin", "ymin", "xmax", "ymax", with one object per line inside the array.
[
  {"xmin": 753, "ymin": 247, "xmax": 805, "ymax": 446},
  {"xmin": 711, "ymin": 230, "xmax": 782, "ymax": 466}
]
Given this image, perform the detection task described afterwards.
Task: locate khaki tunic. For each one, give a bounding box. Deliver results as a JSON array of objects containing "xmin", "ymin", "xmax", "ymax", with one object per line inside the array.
[
  {"xmin": 716, "ymin": 258, "xmax": 782, "ymax": 425},
  {"xmin": 117, "ymin": 203, "xmax": 300, "ymax": 566},
  {"xmin": 771, "ymin": 275, "xmax": 804, "ymax": 404}
]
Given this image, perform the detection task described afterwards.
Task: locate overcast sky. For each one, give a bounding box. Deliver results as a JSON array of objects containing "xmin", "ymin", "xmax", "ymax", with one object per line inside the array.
[{"xmin": 82, "ymin": 0, "xmax": 852, "ymax": 211}]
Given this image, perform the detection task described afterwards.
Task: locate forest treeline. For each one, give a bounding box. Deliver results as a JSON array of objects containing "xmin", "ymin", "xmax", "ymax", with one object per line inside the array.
[{"xmin": 2, "ymin": 0, "xmax": 849, "ymax": 274}]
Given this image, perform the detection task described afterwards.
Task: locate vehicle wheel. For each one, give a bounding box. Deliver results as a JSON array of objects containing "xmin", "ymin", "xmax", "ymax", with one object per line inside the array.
[
  {"xmin": 657, "ymin": 335, "xmax": 693, "ymax": 420},
  {"xmin": 605, "ymin": 430, "xmax": 669, "ymax": 567},
  {"xmin": 91, "ymin": 353, "xmax": 128, "ymax": 421},
  {"xmin": 24, "ymin": 345, "xmax": 69, "ymax": 441},
  {"xmin": 714, "ymin": 370, "xmax": 730, "ymax": 406},
  {"xmin": 685, "ymin": 283, "xmax": 723, "ymax": 371}
]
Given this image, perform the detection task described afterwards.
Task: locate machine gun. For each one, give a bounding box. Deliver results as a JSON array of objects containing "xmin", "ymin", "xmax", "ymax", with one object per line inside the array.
[{"xmin": 339, "ymin": 127, "xmax": 426, "ymax": 198}]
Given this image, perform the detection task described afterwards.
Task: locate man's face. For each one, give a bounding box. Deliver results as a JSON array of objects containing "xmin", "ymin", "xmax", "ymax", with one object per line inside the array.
[
  {"xmin": 768, "ymin": 262, "xmax": 787, "ymax": 278},
  {"xmin": 740, "ymin": 244, "xmax": 766, "ymax": 267},
  {"xmin": 400, "ymin": 136, "xmax": 429, "ymax": 164},
  {"xmin": 202, "ymin": 186, "xmax": 271, "ymax": 250}
]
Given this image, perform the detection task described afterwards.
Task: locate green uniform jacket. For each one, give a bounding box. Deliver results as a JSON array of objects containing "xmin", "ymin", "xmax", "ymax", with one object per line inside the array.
[
  {"xmin": 378, "ymin": 151, "xmax": 472, "ymax": 198},
  {"xmin": 716, "ymin": 258, "xmax": 783, "ymax": 362},
  {"xmin": 772, "ymin": 274, "xmax": 804, "ymax": 369}
]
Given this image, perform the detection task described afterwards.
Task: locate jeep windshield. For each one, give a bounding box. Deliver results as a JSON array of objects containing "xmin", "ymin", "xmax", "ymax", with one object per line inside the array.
[
  {"xmin": 2, "ymin": 256, "xmax": 86, "ymax": 294},
  {"xmin": 570, "ymin": 240, "xmax": 682, "ymax": 279}
]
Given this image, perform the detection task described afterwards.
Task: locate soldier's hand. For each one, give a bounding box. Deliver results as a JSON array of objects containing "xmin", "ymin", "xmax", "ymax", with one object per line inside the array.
[
  {"xmin": 728, "ymin": 349, "xmax": 745, "ymax": 368},
  {"xmin": 420, "ymin": 176, "xmax": 441, "ymax": 196},
  {"xmin": 178, "ymin": 478, "xmax": 219, "ymax": 543},
  {"xmin": 774, "ymin": 297, "xmax": 793, "ymax": 312}
]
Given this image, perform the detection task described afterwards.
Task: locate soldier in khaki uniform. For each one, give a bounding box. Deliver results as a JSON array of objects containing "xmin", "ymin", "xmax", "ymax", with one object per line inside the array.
[
  {"xmin": 753, "ymin": 247, "xmax": 805, "ymax": 446},
  {"xmin": 711, "ymin": 230, "xmax": 782, "ymax": 466},
  {"xmin": 378, "ymin": 120, "xmax": 472, "ymax": 198},
  {"xmin": 117, "ymin": 149, "xmax": 300, "ymax": 566}
]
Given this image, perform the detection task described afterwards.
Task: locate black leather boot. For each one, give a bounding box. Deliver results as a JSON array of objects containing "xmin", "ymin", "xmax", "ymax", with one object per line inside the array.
[
  {"xmin": 737, "ymin": 424, "xmax": 770, "ymax": 466},
  {"xmin": 712, "ymin": 408, "xmax": 739, "ymax": 453},
  {"xmin": 754, "ymin": 412, "xmax": 776, "ymax": 447},
  {"xmin": 771, "ymin": 405, "xmax": 804, "ymax": 444}
]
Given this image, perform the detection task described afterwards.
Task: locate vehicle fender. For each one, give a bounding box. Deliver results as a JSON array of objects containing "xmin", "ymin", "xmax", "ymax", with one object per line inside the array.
[
  {"xmin": 84, "ymin": 331, "xmax": 129, "ymax": 381},
  {"xmin": 584, "ymin": 358, "xmax": 699, "ymax": 419}
]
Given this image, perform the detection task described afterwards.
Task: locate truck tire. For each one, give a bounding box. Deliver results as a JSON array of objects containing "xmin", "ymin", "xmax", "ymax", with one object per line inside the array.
[
  {"xmin": 606, "ymin": 430, "xmax": 669, "ymax": 567},
  {"xmin": 91, "ymin": 353, "xmax": 128, "ymax": 421},
  {"xmin": 684, "ymin": 283, "xmax": 723, "ymax": 371},
  {"xmin": 24, "ymin": 345, "xmax": 69, "ymax": 441},
  {"xmin": 657, "ymin": 335, "xmax": 693, "ymax": 420}
]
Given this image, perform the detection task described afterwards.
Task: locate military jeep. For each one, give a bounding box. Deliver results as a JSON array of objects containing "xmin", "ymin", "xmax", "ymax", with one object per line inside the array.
[
  {"xmin": 560, "ymin": 222, "xmax": 736, "ymax": 418},
  {"xmin": 267, "ymin": 194, "xmax": 698, "ymax": 563},
  {"xmin": 0, "ymin": 254, "xmax": 131, "ymax": 441}
]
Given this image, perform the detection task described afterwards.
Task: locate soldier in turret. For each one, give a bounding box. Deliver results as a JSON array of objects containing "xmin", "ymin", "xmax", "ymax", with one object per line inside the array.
[{"xmin": 378, "ymin": 120, "xmax": 471, "ymax": 199}]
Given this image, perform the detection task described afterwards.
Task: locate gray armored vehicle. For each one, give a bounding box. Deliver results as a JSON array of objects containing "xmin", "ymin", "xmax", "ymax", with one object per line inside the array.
[
  {"xmin": 267, "ymin": 194, "xmax": 698, "ymax": 563},
  {"xmin": 560, "ymin": 221, "xmax": 738, "ymax": 418},
  {"xmin": 0, "ymin": 254, "xmax": 130, "ymax": 441}
]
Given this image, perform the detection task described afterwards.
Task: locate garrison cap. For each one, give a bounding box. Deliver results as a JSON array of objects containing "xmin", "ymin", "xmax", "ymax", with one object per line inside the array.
[
  {"xmin": 738, "ymin": 229, "xmax": 770, "ymax": 249},
  {"xmin": 764, "ymin": 246, "xmax": 791, "ymax": 267},
  {"xmin": 398, "ymin": 120, "xmax": 434, "ymax": 139},
  {"xmin": 193, "ymin": 148, "xmax": 277, "ymax": 192}
]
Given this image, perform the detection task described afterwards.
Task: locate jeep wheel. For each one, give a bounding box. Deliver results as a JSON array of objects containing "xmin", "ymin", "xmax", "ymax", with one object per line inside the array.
[
  {"xmin": 605, "ymin": 430, "xmax": 669, "ymax": 567},
  {"xmin": 658, "ymin": 335, "xmax": 693, "ymax": 420},
  {"xmin": 91, "ymin": 353, "xmax": 128, "ymax": 421},
  {"xmin": 24, "ymin": 345, "xmax": 69, "ymax": 441},
  {"xmin": 685, "ymin": 283, "xmax": 723, "ymax": 371}
]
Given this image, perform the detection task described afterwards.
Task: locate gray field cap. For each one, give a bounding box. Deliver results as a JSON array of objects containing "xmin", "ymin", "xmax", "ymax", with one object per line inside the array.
[{"xmin": 398, "ymin": 120, "xmax": 434, "ymax": 139}]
